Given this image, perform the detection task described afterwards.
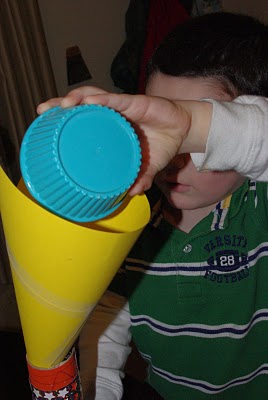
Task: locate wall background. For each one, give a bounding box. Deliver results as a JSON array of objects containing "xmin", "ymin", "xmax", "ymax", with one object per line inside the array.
[
  {"xmin": 223, "ymin": 0, "xmax": 268, "ymax": 23},
  {"xmin": 38, "ymin": 0, "xmax": 268, "ymax": 97},
  {"xmin": 38, "ymin": 0, "xmax": 129, "ymax": 96}
]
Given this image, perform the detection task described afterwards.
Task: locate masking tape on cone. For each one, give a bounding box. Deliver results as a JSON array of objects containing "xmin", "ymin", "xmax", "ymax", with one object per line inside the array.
[
  {"xmin": 0, "ymin": 167, "xmax": 150, "ymax": 367},
  {"xmin": 27, "ymin": 348, "xmax": 82, "ymax": 399}
]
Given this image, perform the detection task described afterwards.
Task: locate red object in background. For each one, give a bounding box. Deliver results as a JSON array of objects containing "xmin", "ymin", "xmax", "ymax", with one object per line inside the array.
[{"xmin": 138, "ymin": 0, "xmax": 190, "ymax": 93}]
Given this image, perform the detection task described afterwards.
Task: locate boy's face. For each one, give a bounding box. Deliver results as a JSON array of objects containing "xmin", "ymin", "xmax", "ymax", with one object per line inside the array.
[{"xmin": 146, "ymin": 73, "xmax": 245, "ymax": 211}]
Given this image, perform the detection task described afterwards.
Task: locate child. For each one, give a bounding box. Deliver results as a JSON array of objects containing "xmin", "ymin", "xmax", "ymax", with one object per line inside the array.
[{"xmin": 38, "ymin": 12, "xmax": 268, "ymax": 400}]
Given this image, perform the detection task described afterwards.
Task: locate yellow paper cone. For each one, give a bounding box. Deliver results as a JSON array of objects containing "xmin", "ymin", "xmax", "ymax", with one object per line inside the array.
[{"xmin": 0, "ymin": 167, "xmax": 150, "ymax": 368}]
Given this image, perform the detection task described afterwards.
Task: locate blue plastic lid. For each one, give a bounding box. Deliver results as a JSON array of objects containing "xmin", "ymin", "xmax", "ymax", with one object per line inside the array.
[{"xmin": 20, "ymin": 105, "xmax": 141, "ymax": 222}]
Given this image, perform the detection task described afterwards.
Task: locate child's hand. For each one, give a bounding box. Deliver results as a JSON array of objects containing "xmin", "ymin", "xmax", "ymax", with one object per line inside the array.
[
  {"xmin": 37, "ymin": 87, "xmax": 108, "ymax": 114},
  {"xmin": 37, "ymin": 87, "xmax": 211, "ymax": 195}
]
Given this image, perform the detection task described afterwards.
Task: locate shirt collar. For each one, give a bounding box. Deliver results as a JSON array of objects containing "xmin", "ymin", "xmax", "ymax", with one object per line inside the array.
[{"xmin": 149, "ymin": 179, "xmax": 251, "ymax": 232}]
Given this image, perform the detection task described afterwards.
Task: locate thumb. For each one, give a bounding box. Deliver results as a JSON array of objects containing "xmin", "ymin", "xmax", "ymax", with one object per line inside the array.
[{"xmin": 128, "ymin": 166, "xmax": 157, "ymax": 196}]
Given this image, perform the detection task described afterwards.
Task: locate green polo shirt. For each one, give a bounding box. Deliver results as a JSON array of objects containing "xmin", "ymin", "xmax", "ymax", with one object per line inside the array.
[{"xmin": 116, "ymin": 180, "xmax": 268, "ymax": 399}]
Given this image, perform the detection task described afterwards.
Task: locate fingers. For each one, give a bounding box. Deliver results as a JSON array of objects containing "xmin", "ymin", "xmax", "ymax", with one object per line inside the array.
[
  {"xmin": 61, "ymin": 86, "xmax": 108, "ymax": 108},
  {"xmin": 36, "ymin": 89, "xmax": 157, "ymax": 131},
  {"xmin": 82, "ymin": 93, "xmax": 153, "ymax": 123},
  {"xmin": 37, "ymin": 86, "xmax": 108, "ymax": 114},
  {"xmin": 128, "ymin": 174, "xmax": 153, "ymax": 196},
  {"xmin": 37, "ymin": 97, "xmax": 64, "ymax": 114},
  {"xmin": 128, "ymin": 161, "xmax": 159, "ymax": 196}
]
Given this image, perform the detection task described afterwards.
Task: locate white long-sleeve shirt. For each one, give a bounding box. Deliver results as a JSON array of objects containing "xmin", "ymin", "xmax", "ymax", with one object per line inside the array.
[
  {"xmin": 78, "ymin": 95, "xmax": 268, "ymax": 400},
  {"xmin": 193, "ymin": 95, "xmax": 268, "ymax": 181}
]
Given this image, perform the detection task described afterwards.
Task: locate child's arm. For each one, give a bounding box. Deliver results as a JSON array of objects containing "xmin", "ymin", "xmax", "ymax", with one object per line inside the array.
[
  {"xmin": 191, "ymin": 96, "xmax": 268, "ymax": 182},
  {"xmin": 37, "ymin": 86, "xmax": 211, "ymax": 195},
  {"xmin": 37, "ymin": 88, "xmax": 268, "ymax": 193},
  {"xmin": 78, "ymin": 290, "xmax": 131, "ymax": 400}
]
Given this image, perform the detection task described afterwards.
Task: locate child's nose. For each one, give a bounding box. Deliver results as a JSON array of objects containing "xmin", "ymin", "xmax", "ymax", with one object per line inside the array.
[
  {"xmin": 164, "ymin": 154, "xmax": 189, "ymax": 176},
  {"xmin": 173, "ymin": 153, "xmax": 189, "ymax": 169}
]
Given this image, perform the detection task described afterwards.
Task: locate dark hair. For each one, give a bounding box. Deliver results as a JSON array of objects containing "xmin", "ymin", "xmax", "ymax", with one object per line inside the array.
[{"xmin": 147, "ymin": 12, "xmax": 268, "ymax": 97}]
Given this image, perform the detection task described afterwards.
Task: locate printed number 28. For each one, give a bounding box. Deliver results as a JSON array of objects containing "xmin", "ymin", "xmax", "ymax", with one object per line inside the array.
[{"xmin": 219, "ymin": 255, "xmax": 235, "ymax": 266}]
